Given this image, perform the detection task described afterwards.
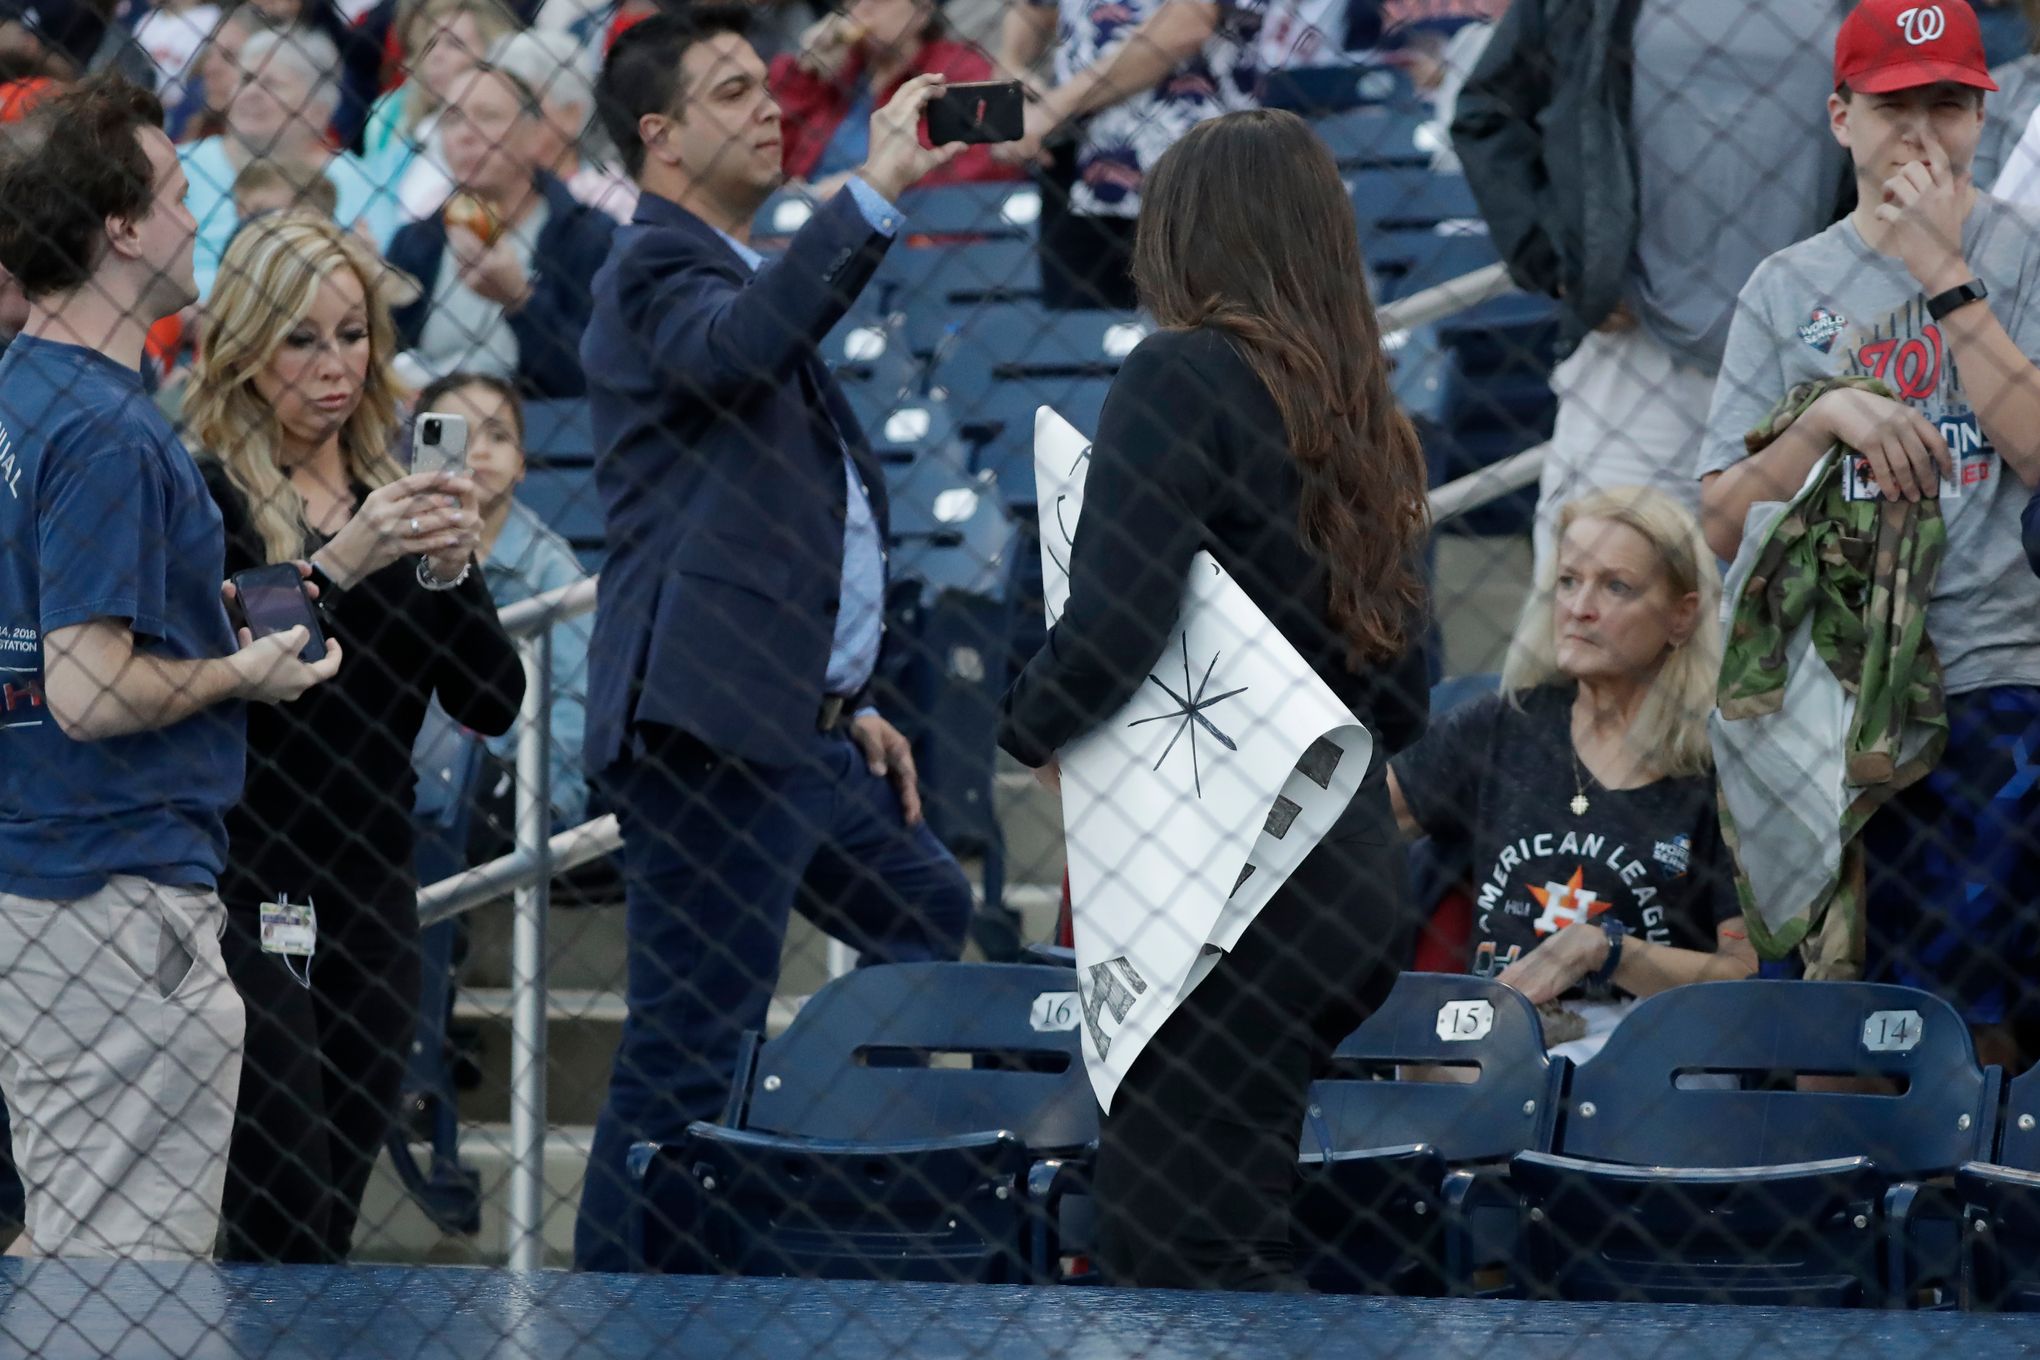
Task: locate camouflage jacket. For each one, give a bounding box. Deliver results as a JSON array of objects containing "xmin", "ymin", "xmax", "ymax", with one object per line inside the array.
[{"xmin": 1715, "ymin": 376, "xmax": 1948, "ymax": 975}]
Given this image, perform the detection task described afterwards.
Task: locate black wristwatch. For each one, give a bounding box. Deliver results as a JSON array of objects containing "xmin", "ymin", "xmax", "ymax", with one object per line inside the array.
[
  {"xmin": 1926, "ymin": 278, "xmax": 1989, "ymax": 322},
  {"xmin": 1589, "ymin": 916, "xmax": 1629, "ymax": 987},
  {"xmin": 307, "ymin": 561, "xmax": 343, "ymax": 608}
]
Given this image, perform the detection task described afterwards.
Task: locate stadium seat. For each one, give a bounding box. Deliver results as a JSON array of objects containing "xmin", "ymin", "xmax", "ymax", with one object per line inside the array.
[
  {"xmin": 896, "ymin": 182, "xmax": 1044, "ymax": 240},
  {"xmin": 1311, "ymin": 105, "xmax": 1433, "ymax": 169},
  {"xmin": 1263, "ymin": 61, "xmax": 1418, "ymax": 115},
  {"xmin": 1295, "ymin": 972, "xmax": 1565, "ymax": 1296},
  {"xmin": 518, "ymin": 465, "xmax": 605, "ymax": 570},
  {"xmin": 1512, "ymin": 981, "xmax": 2001, "ymax": 1308},
  {"xmin": 522, "ymin": 397, "xmax": 596, "ymax": 467},
  {"xmin": 1958, "ymin": 1064, "xmax": 2040, "ymax": 1310},
  {"xmin": 932, "ymin": 306, "xmax": 1148, "ymax": 503},
  {"xmin": 1345, "ymin": 168, "xmax": 1481, "ymax": 235},
  {"xmin": 890, "ymin": 238, "xmax": 1044, "ymax": 312},
  {"xmin": 637, "ymin": 962, "xmax": 1096, "ymax": 1283}
]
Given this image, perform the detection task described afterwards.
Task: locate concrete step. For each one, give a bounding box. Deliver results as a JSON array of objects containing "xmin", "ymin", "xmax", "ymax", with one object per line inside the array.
[{"xmin": 353, "ymin": 1123, "xmax": 590, "ymax": 1268}]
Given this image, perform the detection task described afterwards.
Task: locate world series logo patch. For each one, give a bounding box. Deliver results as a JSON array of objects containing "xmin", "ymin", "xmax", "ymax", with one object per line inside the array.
[{"xmin": 1800, "ymin": 306, "xmax": 1847, "ymax": 354}]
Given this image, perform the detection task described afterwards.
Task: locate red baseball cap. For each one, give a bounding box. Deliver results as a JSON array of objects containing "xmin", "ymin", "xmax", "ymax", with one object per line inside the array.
[{"xmin": 1834, "ymin": 0, "xmax": 1998, "ymax": 95}]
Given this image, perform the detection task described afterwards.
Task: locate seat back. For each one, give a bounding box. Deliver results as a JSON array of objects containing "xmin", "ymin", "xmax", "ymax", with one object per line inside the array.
[
  {"xmin": 1346, "ymin": 168, "xmax": 1480, "ymax": 235},
  {"xmin": 1999, "ymin": 1063, "xmax": 2040, "ymax": 1168},
  {"xmin": 1313, "ymin": 105, "xmax": 1431, "ymax": 168},
  {"xmin": 739, "ymin": 962, "xmax": 1095, "ymax": 1152},
  {"xmin": 895, "ymin": 182, "xmax": 1044, "ymax": 239},
  {"xmin": 1559, "ymin": 981, "xmax": 1998, "ymax": 1177},
  {"xmin": 1306, "ymin": 972, "xmax": 1563, "ymax": 1163}
]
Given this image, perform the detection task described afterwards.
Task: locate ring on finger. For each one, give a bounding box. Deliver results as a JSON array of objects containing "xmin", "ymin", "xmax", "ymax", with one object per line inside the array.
[{"xmin": 409, "ymin": 518, "xmax": 421, "ymax": 534}]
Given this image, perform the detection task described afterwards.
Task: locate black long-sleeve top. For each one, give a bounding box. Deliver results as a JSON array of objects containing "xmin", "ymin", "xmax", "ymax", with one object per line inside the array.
[
  {"xmin": 203, "ymin": 460, "xmax": 526, "ymax": 907},
  {"xmin": 999, "ymin": 325, "xmax": 1429, "ymax": 770}
]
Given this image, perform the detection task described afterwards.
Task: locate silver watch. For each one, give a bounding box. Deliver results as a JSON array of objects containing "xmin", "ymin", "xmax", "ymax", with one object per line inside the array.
[{"xmin": 416, "ymin": 556, "xmax": 473, "ymax": 592}]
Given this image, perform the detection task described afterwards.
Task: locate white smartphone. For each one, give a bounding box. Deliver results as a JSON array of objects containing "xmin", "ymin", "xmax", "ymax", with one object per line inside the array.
[{"xmin": 412, "ymin": 411, "xmax": 470, "ymax": 476}]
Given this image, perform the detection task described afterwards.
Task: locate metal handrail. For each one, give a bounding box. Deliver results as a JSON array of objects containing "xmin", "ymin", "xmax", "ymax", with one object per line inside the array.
[
  {"xmin": 1376, "ymin": 261, "xmax": 1514, "ymax": 335},
  {"xmin": 417, "ymin": 814, "xmax": 621, "ymax": 928}
]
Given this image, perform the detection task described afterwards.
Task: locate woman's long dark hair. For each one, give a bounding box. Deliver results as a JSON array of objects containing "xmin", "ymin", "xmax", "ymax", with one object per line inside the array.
[{"xmin": 1131, "ymin": 108, "xmax": 1429, "ymax": 667}]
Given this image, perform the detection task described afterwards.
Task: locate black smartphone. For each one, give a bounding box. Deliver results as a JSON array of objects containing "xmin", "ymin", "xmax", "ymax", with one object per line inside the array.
[
  {"xmin": 230, "ymin": 563, "xmax": 328, "ymax": 664},
  {"xmin": 925, "ymin": 80, "xmax": 1025, "ymax": 146}
]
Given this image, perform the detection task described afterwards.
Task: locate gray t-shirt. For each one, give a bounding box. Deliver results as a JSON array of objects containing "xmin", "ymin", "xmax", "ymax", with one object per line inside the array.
[
  {"xmin": 1701, "ymin": 193, "xmax": 2040, "ymax": 695},
  {"xmin": 1625, "ymin": 0, "xmax": 1849, "ymax": 372}
]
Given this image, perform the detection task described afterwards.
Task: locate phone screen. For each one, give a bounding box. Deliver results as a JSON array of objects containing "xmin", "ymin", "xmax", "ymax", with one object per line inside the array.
[
  {"xmin": 234, "ymin": 565, "xmax": 328, "ymax": 663},
  {"xmin": 926, "ymin": 81, "xmax": 1024, "ymax": 146}
]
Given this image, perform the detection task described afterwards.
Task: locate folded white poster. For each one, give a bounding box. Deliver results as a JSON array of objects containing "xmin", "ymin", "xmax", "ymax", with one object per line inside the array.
[{"xmin": 1034, "ymin": 407, "xmax": 1374, "ymax": 1110}]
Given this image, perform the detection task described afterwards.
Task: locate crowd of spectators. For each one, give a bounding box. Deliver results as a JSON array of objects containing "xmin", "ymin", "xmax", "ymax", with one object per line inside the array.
[{"xmin": 0, "ymin": 0, "xmax": 2036, "ymax": 1278}]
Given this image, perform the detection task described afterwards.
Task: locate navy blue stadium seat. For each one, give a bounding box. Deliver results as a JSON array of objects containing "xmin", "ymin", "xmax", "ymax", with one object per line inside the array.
[
  {"xmin": 523, "ymin": 397, "xmax": 595, "ymax": 467},
  {"xmin": 1295, "ymin": 972, "xmax": 1564, "ymax": 1296},
  {"xmin": 895, "ymin": 182, "xmax": 1044, "ymax": 240},
  {"xmin": 1958, "ymin": 1063, "xmax": 2040, "ymax": 1310},
  {"xmin": 891, "ymin": 238, "xmax": 1044, "ymax": 312},
  {"xmin": 638, "ymin": 962, "xmax": 1095, "ymax": 1282},
  {"xmin": 1311, "ymin": 105, "xmax": 1433, "ymax": 169},
  {"xmin": 1264, "ymin": 61, "xmax": 1418, "ymax": 115},
  {"xmin": 1513, "ymin": 981, "xmax": 2001, "ymax": 1308},
  {"xmin": 1346, "ymin": 168, "xmax": 1481, "ymax": 235},
  {"xmin": 517, "ymin": 465, "xmax": 604, "ymax": 570},
  {"xmin": 932, "ymin": 306, "xmax": 1146, "ymax": 503},
  {"xmin": 881, "ymin": 456, "xmax": 1019, "ymax": 888}
]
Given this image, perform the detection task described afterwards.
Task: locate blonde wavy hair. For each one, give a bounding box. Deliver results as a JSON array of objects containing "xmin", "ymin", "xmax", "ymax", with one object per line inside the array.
[
  {"xmin": 189, "ymin": 213, "xmax": 407, "ymax": 566},
  {"xmin": 1500, "ymin": 486, "xmax": 1724, "ymax": 779}
]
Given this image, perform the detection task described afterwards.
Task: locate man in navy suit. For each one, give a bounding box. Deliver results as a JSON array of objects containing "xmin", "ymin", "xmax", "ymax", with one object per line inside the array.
[{"xmin": 573, "ymin": 5, "xmax": 976, "ymax": 1271}]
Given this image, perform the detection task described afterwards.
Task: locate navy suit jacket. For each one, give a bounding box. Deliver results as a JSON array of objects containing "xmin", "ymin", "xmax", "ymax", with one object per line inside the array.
[
  {"xmin": 386, "ymin": 171, "xmax": 617, "ymax": 399},
  {"xmin": 580, "ymin": 188, "xmax": 895, "ymax": 775}
]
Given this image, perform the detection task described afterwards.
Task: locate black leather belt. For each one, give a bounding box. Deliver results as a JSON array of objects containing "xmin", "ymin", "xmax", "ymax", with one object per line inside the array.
[{"xmin": 817, "ymin": 695, "xmax": 853, "ymax": 733}]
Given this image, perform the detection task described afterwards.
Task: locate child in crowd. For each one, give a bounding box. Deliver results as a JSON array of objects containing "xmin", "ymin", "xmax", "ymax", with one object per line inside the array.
[
  {"xmin": 231, "ymin": 157, "xmax": 340, "ymax": 222},
  {"xmin": 1700, "ymin": 0, "xmax": 2040, "ymax": 1067}
]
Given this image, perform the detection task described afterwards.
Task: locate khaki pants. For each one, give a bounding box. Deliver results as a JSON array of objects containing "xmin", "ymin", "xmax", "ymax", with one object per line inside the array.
[
  {"xmin": 1534, "ymin": 326, "xmax": 1717, "ymax": 577},
  {"xmin": 0, "ymin": 876, "xmax": 245, "ymax": 1259}
]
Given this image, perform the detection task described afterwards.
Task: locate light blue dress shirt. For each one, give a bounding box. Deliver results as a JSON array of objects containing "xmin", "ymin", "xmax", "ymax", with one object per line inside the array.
[{"xmin": 715, "ymin": 178, "xmax": 899, "ymax": 702}]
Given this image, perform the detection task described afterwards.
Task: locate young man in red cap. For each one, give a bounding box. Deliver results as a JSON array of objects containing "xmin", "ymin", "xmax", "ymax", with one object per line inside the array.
[{"xmin": 1701, "ymin": 0, "xmax": 2040, "ymax": 1066}]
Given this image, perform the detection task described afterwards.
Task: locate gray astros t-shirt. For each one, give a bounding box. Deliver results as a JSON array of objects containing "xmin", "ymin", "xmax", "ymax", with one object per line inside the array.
[{"xmin": 1701, "ymin": 193, "xmax": 2040, "ymax": 696}]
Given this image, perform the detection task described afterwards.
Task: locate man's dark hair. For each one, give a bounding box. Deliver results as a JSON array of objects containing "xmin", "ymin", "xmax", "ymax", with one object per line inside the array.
[
  {"xmin": 596, "ymin": 4, "xmax": 754, "ymax": 179},
  {"xmin": 0, "ymin": 72, "xmax": 165, "ymax": 300}
]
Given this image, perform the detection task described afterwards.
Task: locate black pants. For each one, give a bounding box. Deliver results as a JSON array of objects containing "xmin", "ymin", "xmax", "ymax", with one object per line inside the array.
[
  {"xmin": 1037, "ymin": 143, "xmax": 1140, "ymax": 313},
  {"xmin": 219, "ymin": 883, "xmax": 422, "ymax": 1263},
  {"xmin": 1093, "ymin": 771, "xmax": 1414, "ymax": 1291}
]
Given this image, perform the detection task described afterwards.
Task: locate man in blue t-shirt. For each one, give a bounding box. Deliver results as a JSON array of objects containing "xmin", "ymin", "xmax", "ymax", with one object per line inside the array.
[{"xmin": 0, "ymin": 75, "xmax": 340, "ymax": 1260}]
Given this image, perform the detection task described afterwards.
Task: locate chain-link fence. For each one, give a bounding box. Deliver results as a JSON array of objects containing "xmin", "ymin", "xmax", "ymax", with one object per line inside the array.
[{"xmin": 1, "ymin": 0, "xmax": 2040, "ymax": 1353}]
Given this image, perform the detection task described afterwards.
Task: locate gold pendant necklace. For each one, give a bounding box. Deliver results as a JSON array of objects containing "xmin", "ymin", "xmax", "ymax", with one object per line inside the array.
[{"xmin": 1569, "ymin": 748, "xmax": 1591, "ymax": 817}]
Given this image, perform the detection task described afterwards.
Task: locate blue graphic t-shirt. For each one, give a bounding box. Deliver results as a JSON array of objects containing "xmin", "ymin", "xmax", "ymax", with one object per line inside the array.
[
  {"xmin": 0, "ymin": 335, "xmax": 245, "ymax": 899},
  {"xmin": 1035, "ymin": 0, "xmax": 1265, "ymax": 219}
]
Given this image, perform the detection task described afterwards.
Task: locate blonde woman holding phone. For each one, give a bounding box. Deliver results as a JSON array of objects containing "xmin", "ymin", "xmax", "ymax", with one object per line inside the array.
[{"xmin": 188, "ymin": 212, "xmax": 525, "ymax": 1263}]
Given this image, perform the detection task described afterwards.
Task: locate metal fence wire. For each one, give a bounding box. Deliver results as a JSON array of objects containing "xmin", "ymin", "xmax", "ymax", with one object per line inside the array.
[{"xmin": 1, "ymin": 0, "xmax": 2039, "ymax": 1355}]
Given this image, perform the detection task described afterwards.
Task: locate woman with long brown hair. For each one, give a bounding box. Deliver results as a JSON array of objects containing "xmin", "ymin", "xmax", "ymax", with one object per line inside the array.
[{"xmin": 998, "ymin": 108, "xmax": 1431, "ymax": 1290}]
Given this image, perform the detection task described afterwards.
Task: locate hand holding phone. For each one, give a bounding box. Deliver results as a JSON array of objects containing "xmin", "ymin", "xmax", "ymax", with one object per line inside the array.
[
  {"xmin": 230, "ymin": 562, "xmax": 328, "ymax": 664},
  {"xmin": 925, "ymin": 81, "xmax": 1025, "ymax": 146}
]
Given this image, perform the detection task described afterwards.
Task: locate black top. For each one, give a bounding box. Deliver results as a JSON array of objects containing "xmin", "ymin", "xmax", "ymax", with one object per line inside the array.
[
  {"xmin": 202, "ymin": 460, "xmax": 525, "ymax": 907},
  {"xmin": 1391, "ymin": 685, "xmax": 1740, "ymax": 997},
  {"xmin": 998, "ymin": 325, "xmax": 1429, "ymax": 770}
]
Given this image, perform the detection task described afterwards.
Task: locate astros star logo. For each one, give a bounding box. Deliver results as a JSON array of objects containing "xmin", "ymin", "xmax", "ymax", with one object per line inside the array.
[{"xmin": 1528, "ymin": 866, "xmax": 1611, "ymax": 936}]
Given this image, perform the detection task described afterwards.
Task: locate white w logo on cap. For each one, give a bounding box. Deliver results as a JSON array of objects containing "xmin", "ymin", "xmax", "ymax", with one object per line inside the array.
[{"xmin": 1898, "ymin": 5, "xmax": 1947, "ymax": 45}]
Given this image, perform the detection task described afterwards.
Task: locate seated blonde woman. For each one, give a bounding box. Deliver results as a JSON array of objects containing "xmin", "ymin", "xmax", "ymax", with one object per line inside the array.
[{"xmin": 1388, "ymin": 487, "xmax": 1756, "ymax": 1062}]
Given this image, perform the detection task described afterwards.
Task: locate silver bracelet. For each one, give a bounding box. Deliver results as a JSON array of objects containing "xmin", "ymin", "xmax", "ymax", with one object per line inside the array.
[{"xmin": 416, "ymin": 555, "xmax": 473, "ymax": 592}]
